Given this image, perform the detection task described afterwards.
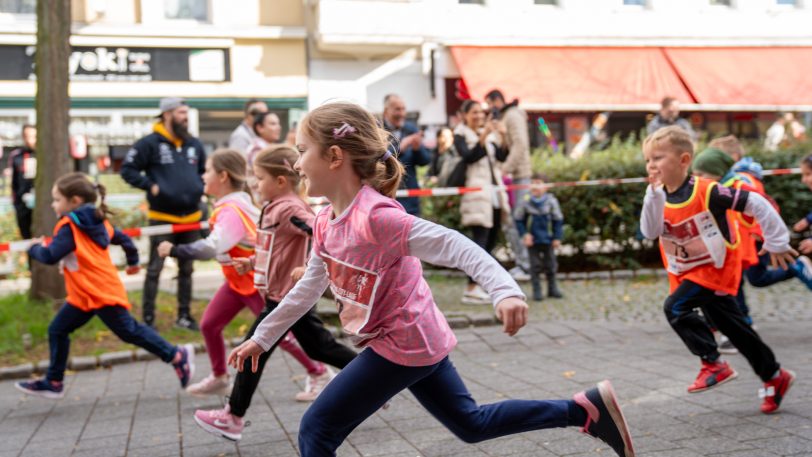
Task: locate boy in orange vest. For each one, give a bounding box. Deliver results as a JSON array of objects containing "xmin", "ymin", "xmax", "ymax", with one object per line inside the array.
[{"xmin": 639, "ymin": 127, "xmax": 796, "ymax": 414}]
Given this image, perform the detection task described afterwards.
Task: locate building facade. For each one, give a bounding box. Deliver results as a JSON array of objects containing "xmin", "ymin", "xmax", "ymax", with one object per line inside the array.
[
  {"xmin": 308, "ymin": 0, "xmax": 812, "ymax": 150},
  {"xmin": 0, "ymin": 0, "xmax": 308, "ymax": 168}
]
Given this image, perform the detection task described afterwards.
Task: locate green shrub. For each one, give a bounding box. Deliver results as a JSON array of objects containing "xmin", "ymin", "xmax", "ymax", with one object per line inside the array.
[{"xmin": 420, "ymin": 136, "xmax": 812, "ymax": 270}]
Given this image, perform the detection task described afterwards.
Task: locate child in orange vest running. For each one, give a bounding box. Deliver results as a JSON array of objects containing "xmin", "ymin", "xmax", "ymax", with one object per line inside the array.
[
  {"xmin": 193, "ymin": 145, "xmax": 358, "ymax": 442},
  {"xmin": 158, "ymin": 149, "xmax": 325, "ymax": 397},
  {"xmin": 640, "ymin": 127, "xmax": 796, "ymax": 414},
  {"xmin": 16, "ymin": 173, "xmax": 193, "ymax": 399},
  {"xmin": 692, "ymin": 145, "xmax": 812, "ymax": 354}
]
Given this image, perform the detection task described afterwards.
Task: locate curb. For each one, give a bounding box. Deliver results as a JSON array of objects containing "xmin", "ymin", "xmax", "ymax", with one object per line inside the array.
[{"xmin": 0, "ymin": 312, "xmax": 498, "ymax": 381}]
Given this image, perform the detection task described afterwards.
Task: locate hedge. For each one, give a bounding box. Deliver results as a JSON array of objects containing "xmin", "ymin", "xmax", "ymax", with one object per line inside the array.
[{"xmin": 421, "ymin": 136, "xmax": 812, "ymax": 271}]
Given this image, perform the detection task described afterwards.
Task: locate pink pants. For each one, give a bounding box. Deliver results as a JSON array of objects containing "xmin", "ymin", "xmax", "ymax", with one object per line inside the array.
[{"xmin": 201, "ymin": 284, "xmax": 325, "ymax": 377}]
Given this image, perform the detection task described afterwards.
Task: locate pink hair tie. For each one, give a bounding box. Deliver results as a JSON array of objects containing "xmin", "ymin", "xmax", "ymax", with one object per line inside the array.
[{"xmin": 333, "ymin": 122, "xmax": 356, "ymax": 139}]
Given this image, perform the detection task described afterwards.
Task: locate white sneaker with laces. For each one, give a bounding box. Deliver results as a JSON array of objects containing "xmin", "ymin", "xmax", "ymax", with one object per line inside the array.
[
  {"xmin": 295, "ymin": 367, "xmax": 336, "ymax": 402},
  {"xmin": 186, "ymin": 373, "xmax": 231, "ymax": 397}
]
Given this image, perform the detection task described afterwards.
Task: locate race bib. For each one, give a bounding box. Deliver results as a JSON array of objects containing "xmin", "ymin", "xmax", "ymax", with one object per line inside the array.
[
  {"xmin": 253, "ymin": 228, "xmax": 275, "ymax": 293},
  {"xmin": 320, "ymin": 252, "xmax": 381, "ymax": 346},
  {"xmin": 661, "ymin": 210, "xmax": 726, "ymax": 275}
]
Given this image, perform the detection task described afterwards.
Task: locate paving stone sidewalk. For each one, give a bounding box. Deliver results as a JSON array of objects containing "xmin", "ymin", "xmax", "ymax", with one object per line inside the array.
[{"xmin": 1, "ymin": 316, "xmax": 811, "ymax": 457}]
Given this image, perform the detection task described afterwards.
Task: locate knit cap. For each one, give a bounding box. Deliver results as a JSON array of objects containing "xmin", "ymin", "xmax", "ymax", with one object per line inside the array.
[{"xmin": 693, "ymin": 147, "xmax": 734, "ymax": 178}]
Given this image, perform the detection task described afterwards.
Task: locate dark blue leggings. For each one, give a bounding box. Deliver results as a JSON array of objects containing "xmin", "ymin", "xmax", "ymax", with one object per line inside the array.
[
  {"xmin": 298, "ymin": 349, "xmax": 581, "ymax": 456},
  {"xmin": 47, "ymin": 303, "xmax": 177, "ymax": 382}
]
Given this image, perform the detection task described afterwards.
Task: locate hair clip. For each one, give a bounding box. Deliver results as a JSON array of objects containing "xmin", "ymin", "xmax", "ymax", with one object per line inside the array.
[
  {"xmin": 333, "ymin": 122, "xmax": 356, "ymax": 140},
  {"xmin": 379, "ymin": 150, "xmax": 393, "ymax": 162},
  {"xmin": 283, "ymin": 158, "xmax": 295, "ymax": 171}
]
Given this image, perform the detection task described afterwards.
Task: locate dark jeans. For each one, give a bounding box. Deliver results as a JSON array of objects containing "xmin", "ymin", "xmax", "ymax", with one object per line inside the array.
[
  {"xmin": 663, "ymin": 280, "xmax": 779, "ymax": 382},
  {"xmin": 528, "ymin": 243, "xmax": 557, "ymax": 279},
  {"xmin": 745, "ymin": 248, "xmax": 795, "ymax": 288},
  {"xmin": 47, "ymin": 303, "xmax": 176, "ymax": 382},
  {"xmin": 735, "ymin": 242, "xmax": 797, "ymax": 326},
  {"xmin": 229, "ymin": 299, "xmax": 357, "ymax": 417},
  {"xmin": 142, "ymin": 219, "xmax": 200, "ymax": 323},
  {"xmin": 467, "ymin": 208, "xmax": 501, "ymax": 284},
  {"xmin": 298, "ymin": 349, "xmax": 578, "ymax": 456},
  {"xmin": 14, "ymin": 202, "xmax": 32, "ymax": 239}
]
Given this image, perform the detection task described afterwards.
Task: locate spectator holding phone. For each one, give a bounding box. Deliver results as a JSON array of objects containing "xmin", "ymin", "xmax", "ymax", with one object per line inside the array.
[{"xmin": 382, "ymin": 94, "xmax": 431, "ymax": 217}]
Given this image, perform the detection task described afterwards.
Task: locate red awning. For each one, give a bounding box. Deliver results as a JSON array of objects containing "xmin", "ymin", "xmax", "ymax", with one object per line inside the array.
[
  {"xmin": 664, "ymin": 47, "xmax": 812, "ymax": 107},
  {"xmin": 450, "ymin": 46, "xmax": 694, "ymax": 110}
]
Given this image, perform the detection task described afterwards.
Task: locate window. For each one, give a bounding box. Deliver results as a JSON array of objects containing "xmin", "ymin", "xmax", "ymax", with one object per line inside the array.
[
  {"xmin": 459, "ymin": 0, "xmax": 485, "ymax": 4},
  {"xmin": 535, "ymin": 0, "xmax": 558, "ymax": 4},
  {"xmin": 776, "ymin": 0, "xmax": 797, "ymax": 5},
  {"xmin": 0, "ymin": 0, "xmax": 35, "ymax": 14},
  {"xmin": 164, "ymin": 0, "xmax": 208, "ymax": 21},
  {"xmin": 623, "ymin": 0, "xmax": 645, "ymax": 5},
  {"xmin": 709, "ymin": 0, "xmax": 731, "ymax": 5}
]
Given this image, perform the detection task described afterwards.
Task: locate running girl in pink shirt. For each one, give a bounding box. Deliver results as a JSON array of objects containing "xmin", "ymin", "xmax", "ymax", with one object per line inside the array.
[
  {"xmin": 228, "ymin": 102, "xmax": 635, "ymax": 457},
  {"xmin": 193, "ymin": 145, "xmax": 357, "ymax": 441},
  {"xmin": 158, "ymin": 148, "xmax": 323, "ymax": 398}
]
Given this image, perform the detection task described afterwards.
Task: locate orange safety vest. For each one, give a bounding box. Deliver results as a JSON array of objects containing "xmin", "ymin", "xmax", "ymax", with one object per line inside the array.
[
  {"xmin": 209, "ymin": 203, "xmax": 257, "ymax": 296},
  {"xmin": 721, "ymin": 176, "xmax": 762, "ymax": 269},
  {"xmin": 53, "ymin": 217, "xmax": 131, "ymax": 312},
  {"xmin": 659, "ymin": 177, "xmax": 742, "ymax": 296}
]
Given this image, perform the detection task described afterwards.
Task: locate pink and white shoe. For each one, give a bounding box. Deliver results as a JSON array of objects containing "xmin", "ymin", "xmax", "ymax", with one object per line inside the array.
[
  {"xmin": 294, "ymin": 367, "xmax": 336, "ymax": 402},
  {"xmin": 186, "ymin": 373, "xmax": 230, "ymax": 397},
  {"xmin": 193, "ymin": 404, "xmax": 245, "ymax": 441}
]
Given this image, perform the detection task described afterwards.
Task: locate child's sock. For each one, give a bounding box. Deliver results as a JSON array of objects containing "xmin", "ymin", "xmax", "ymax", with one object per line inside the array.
[
  {"xmin": 567, "ymin": 399, "xmax": 588, "ymax": 427},
  {"xmin": 172, "ymin": 350, "xmax": 182, "ymax": 364}
]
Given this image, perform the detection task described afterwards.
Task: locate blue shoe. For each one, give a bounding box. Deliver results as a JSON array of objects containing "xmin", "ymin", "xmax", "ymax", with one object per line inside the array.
[
  {"xmin": 15, "ymin": 378, "xmax": 64, "ymax": 399},
  {"xmin": 791, "ymin": 256, "xmax": 812, "ymax": 291},
  {"xmin": 173, "ymin": 344, "xmax": 195, "ymax": 388}
]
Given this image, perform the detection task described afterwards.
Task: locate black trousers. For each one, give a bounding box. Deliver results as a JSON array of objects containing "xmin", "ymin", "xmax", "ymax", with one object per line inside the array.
[
  {"xmin": 663, "ymin": 280, "xmax": 779, "ymax": 382},
  {"xmin": 14, "ymin": 202, "xmax": 32, "ymax": 239},
  {"xmin": 229, "ymin": 299, "xmax": 358, "ymax": 417},
  {"xmin": 528, "ymin": 243, "xmax": 557, "ymax": 278},
  {"xmin": 142, "ymin": 219, "xmax": 200, "ymax": 323},
  {"xmin": 467, "ymin": 208, "xmax": 501, "ymax": 284}
]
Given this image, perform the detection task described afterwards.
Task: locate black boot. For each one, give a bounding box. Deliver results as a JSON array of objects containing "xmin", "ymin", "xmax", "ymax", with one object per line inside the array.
[
  {"xmin": 547, "ymin": 274, "xmax": 563, "ymax": 298},
  {"xmin": 531, "ymin": 278, "xmax": 543, "ymax": 301}
]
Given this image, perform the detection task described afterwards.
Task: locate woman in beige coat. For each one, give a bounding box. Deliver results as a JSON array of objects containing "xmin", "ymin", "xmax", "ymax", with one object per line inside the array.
[{"xmin": 453, "ymin": 100, "xmax": 510, "ymax": 304}]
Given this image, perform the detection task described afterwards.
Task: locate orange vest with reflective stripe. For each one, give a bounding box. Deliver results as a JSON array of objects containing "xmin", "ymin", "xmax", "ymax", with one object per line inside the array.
[
  {"xmin": 722, "ymin": 177, "xmax": 761, "ymax": 269},
  {"xmin": 209, "ymin": 203, "xmax": 257, "ymax": 296},
  {"xmin": 53, "ymin": 217, "xmax": 131, "ymax": 311},
  {"xmin": 659, "ymin": 177, "xmax": 742, "ymax": 296}
]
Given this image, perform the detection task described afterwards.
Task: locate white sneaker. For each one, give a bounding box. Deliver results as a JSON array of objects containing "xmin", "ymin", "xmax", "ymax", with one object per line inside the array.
[
  {"xmin": 509, "ymin": 266, "xmax": 531, "ymax": 282},
  {"xmin": 717, "ymin": 335, "xmax": 739, "ymax": 355},
  {"xmin": 186, "ymin": 373, "xmax": 231, "ymax": 397},
  {"xmin": 462, "ymin": 285, "xmax": 491, "ymax": 305},
  {"xmin": 294, "ymin": 367, "xmax": 336, "ymax": 402}
]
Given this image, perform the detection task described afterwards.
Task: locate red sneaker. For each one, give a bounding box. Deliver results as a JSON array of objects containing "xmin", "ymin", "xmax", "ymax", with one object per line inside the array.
[
  {"xmin": 760, "ymin": 369, "xmax": 795, "ymax": 414},
  {"xmin": 687, "ymin": 360, "xmax": 737, "ymax": 393}
]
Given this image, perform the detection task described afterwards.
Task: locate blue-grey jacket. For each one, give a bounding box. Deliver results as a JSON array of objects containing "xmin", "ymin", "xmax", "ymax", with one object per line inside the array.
[
  {"xmin": 384, "ymin": 120, "xmax": 431, "ymax": 216},
  {"xmin": 515, "ymin": 193, "xmax": 564, "ymax": 245}
]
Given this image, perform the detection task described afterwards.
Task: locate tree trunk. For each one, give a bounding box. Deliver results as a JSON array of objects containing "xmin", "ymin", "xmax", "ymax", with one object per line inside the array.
[{"xmin": 30, "ymin": 0, "xmax": 72, "ymax": 301}]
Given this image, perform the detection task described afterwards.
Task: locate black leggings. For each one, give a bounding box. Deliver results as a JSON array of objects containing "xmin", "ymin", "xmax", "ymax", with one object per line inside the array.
[
  {"xmin": 466, "ymin": 208, "xmax": 501, "ymax": 284},
  {"xmin": 228, "ymin": 299, "xmax": 358, "ymax": 417},
  {"xmin": 663, "ymin": 280, "xmax": 779, "ymax": 381}
]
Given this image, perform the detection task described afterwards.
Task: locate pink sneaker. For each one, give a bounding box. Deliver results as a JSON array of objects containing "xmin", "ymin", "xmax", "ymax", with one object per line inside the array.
[
  {"xmin": 186, "ymin": 373, "xmax": 230, "ymax": 397},
  {"xmin": 193, "ymin": 405, "xmax": 245, "ymax": 441},
  {"xmin": 294, "ymin": 367, "xmax": 336, "ymax": 402}
]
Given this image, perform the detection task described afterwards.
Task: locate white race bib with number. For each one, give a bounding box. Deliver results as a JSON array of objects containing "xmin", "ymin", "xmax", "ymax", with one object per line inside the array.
[
  {"xmin": 661, "ymin": 210, "xmax": 727, "ymax": 275},
  {"xmin": 253, "ymin": 228, "xmax": 275, "ymax": 294}
]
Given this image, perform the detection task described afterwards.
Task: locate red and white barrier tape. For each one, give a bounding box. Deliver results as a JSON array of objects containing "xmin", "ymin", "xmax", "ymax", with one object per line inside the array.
[
  {"xmin": 0, "ymin": 222, "xmax": 209, "ymax": 254},
  {"xmin": 1, "ymin": 167, "xmax": 802, "ymax": 254},
  {"xmin": 393, "ymin": 167, "xmax": 802, "ymax": 198}
]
